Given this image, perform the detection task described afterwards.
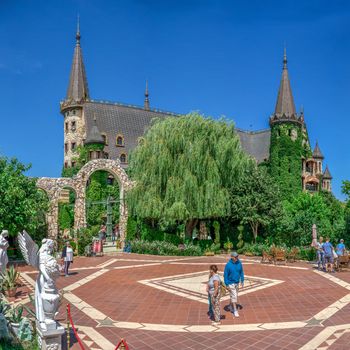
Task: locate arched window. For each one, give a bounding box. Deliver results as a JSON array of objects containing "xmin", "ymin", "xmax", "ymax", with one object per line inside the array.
[
  {"xmin": 120, "ymin": 153, "xmax": 127, "ymax": 163},
  {"xmin": 116, "ymin": 135, "xmax": 124, "ymax": 147}
]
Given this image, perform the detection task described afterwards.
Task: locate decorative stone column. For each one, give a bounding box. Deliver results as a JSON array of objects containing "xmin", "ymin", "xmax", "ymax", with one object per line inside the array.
[{"xmin": 46, "ymin": 199, "xmax": 59, "ymax": 240}]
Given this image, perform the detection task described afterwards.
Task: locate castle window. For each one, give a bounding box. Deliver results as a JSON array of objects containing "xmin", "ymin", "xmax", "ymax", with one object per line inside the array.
[
  {"xmin": 71, "ymin": 142, "xmax": 76, "ymax": 151},
  {"xmin": 71, "ymin": 161, "xmax": 76, "ymax": 168},
  {"xmin": 72, "ymin": 109, "xmax": 76, "ymax": 115},
  {"xmin": 107, "ymin": 176, "xmax": 114, "ymax": 185},
  {"xmin": 64, "ymin": 143, "xmax": 68, "ymax": 154},
  {"xmin": 101, "ymin": 133, "xmax": 108, "ymax": 145},
  {"xmin": 288, "ymin": 129, "xmax": 292, "ymax": 136},
  {"xmin": 65, "ymin": 122, "xmax": 69, "ymax": 133},
  {"xmin": 120, "ymin": 153, "xmax": 127, "ymax": 163},
  {"xmin": 277, "ymin": 129, "xmax": 281, "ymax": 137},
  {"xmin": 71, "ymin": 121, "xmax": 76, "ymax": 132},
  {"xmin": 116, "ymin": 135, "xmax": 124, "ymax": 147},
  {"xmin": 64, "ymin": 162, "xmax": 68, "ymax": 168}
]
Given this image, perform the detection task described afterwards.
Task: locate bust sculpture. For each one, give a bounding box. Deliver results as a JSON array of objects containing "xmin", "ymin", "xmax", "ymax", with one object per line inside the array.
[{"xmin": 0, "ymin": 230, "xmax": 9, "ymax": 273}]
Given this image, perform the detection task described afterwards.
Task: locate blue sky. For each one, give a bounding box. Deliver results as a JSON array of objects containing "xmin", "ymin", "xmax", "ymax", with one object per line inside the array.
[{"xmin": 0, "ymin": 0, "xmax": 349, "ymax": 199}]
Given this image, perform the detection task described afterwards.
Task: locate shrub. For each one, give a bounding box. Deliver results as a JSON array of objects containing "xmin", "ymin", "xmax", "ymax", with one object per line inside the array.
[{"xmin": 130, "ymin": 240, "xmax": 202, "ymax": 256}]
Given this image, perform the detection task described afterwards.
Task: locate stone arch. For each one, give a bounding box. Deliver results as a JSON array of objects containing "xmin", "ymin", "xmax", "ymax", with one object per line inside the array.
[{"xmin": 36, "ymin": 159, "xmax": 134, "ymax": 247}]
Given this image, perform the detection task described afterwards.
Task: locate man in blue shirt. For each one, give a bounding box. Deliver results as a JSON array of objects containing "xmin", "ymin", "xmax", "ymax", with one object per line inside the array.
[
  {"xmin": 323, "ymin": 237, "xmax": 334, "ymax": 273},
  {"xmin": 336, "ymin": 239, "xmax": 346, "ymax": 256},
  {"xmin": 224, "ymin": 251, "xmax": 244, "ymax": 318}
]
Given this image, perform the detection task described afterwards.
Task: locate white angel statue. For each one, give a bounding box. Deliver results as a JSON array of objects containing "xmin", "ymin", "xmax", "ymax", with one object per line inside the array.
[
  {"xmin": 0, "ymin": 230, "xmax": 9, "ymax": 273},
  {"xmin": 18, "ymin": 231, "xmax": 60, "ymax": 330}
]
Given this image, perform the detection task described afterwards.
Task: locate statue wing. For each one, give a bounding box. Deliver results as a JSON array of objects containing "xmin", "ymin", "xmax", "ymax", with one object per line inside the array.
[{"xmin": 18, "ymin": 231, "xmax": 39, "ymax": 268}]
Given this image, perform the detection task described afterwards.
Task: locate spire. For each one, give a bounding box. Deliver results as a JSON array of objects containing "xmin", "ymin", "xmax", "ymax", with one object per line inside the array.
[
  {"xmin": 313, "ymin": 141, "xmax": 324, "ymax": 159},
  {"xmin": 85, "ymin": 115, "xmax": 104, "ymax": 145},
  {"xmin": 144, "ymin": 80, "xmax": 150, "ymax": 110},
  {"xmin": 323, "ymin": 165, "xmax": 332, "ymax": 179},
  {"xmin": 65, "ymin": 18, "xmax": 90, "ymax": 103},
  {"xmin": 274, "ymin": 47, "xmax": 296, "ymax": 118}
]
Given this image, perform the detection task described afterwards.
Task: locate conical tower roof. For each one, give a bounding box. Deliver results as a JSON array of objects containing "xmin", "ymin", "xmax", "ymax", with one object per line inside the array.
[
  {"xmin": 65, "ymin": 19, "xmax": 90, "ymax": 103},
  {"xmin": 323, "ymin": 166, "xmax": 332, "ymax": 179},
  {"xmin": 274, "ymin": 48, "xmax": 296, "ymax": 117},
  {"xmin": 313, "ymin": 141, "xmax": 324, "ymax": 159},
  {"xmin": 85, "ymin": 117, "xmax": 104, "ymax": 145}
]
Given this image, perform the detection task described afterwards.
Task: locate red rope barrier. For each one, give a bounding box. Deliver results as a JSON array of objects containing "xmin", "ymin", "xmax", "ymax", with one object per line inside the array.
[
  {"xmin": 115, "ymin": 338, "xmax": 129, "ymax": 350},
  {"xmin": 67, "ymin": 303, "xmax": 86, "ymax": 350}
]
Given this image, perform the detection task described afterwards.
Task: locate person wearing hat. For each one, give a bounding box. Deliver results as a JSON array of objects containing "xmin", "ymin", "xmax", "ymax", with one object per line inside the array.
[{"xmin": 224, "ymin": 251, "xmax": 244, "ymax": 317}]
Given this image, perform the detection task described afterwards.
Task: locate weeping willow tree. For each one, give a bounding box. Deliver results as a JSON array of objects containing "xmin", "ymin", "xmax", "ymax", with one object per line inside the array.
[{"xmin": 127, "ymin": 113, "xmax": 251, "ymax": 238}]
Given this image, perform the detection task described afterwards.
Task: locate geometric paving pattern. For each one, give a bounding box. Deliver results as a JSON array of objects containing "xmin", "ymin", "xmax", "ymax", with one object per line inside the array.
[
  {"xmin": 18, "ymin": 254, "xmax": 350, "ymax": 349},
  {"xmin": 139, "ymin": 271, "xmax": 283, "ymax": 304}
]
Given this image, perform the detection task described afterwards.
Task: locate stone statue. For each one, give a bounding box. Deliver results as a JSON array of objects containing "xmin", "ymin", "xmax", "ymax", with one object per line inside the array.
[
  {"xmin": 18, "ymin": 231, "xmax": 60, "ymax": 331},
  {"xmin": 0, "ymin": 230, "xmax": 9, "ymax": 273}
]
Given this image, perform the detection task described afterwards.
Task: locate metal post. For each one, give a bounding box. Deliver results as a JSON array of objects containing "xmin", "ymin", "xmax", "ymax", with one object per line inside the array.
[
  {"xmin": 66, "ymin": 304, "xmax": 70, "ymax": 348},
  {"xmin": 106, "ymin": 196, "xmax": 113, "ymax": 239}
]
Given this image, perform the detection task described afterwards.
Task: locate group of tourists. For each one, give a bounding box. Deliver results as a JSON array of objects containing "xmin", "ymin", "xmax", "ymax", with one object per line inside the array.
[
  {"xmin": 315, "ymin": 236, "xmax": 347, "ymax": 272},
  {"xmin": 206, "ymin": 251, "xmax": 244, "ymax": 325}
]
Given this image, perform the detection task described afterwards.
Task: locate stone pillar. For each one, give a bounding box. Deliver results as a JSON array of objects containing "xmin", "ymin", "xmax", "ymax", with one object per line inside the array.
[
  {"xmin": 46, "ymin": 199, "xmax": 59, "ymax": 240},
  {"xmin": 119, "ymin": 185, "xmax": 128, "ymax": 249},
  {"xmin": 74, "ymin": 186, "xmax": 86, "ymax": 231}
]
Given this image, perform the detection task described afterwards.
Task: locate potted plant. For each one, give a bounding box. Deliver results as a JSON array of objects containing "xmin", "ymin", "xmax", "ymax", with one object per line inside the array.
[
  {"xmin": 204, "ymin": 247, "xmax": 215, "ymax": 256},
  {"xmin": 224, "ymin": 238, "xmax": 233, "ymax": 253},
  {"xmin": 7, "ymin": 305, "xmax": 23, "ymax": 336},
  {"xmin": 1, "ymin": 265, "xmax": 20, "ymax": 298}
]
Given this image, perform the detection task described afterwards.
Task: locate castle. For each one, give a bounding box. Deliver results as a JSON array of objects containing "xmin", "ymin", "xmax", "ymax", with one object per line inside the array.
[{"xmin": 60, "ymin": 27, "xmax": 332, "ymax": 195}]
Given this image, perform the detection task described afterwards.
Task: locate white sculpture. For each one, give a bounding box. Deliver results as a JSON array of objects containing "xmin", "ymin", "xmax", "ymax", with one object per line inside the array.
[
  {"xmin": 0, "ymin": 230, "xmax": 9, "ymax": 273},
  {"xmin": 18, "ymin": 231, "xmax": 60, "ymax": 331}
]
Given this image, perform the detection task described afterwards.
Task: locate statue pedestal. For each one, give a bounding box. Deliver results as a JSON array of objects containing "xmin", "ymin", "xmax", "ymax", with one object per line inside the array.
[{"xmin": 37, "ymin": 321, "xmax": 65, "ymax": 350}]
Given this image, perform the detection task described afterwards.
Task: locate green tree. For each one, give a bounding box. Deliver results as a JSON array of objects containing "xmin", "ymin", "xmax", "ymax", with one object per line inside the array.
[
  {"xmin": 127, "ymin": 113, "xmax": 251, "ymax": 238},
  {"xmin": 230, "ymin": 165, "xmax": 282, "ymax": 242},
  {"xmin": 0, "ymin": 157, "xmax": 48, "ymax": 236}
]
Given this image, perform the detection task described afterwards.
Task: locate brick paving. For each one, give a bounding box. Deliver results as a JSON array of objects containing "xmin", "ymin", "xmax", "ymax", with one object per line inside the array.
[{"xmin": 18, "ymin": 253, "xmax": 350, "ymax": 349}]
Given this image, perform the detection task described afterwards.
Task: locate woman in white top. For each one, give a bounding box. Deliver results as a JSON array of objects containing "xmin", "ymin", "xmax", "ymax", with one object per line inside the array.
[
  {"xmin": 207, "ymin": 264, "xmax": 221, "ymax": 324},
  {"xmin": 63, "ymin": 242, "xmax": 74, "ymax": 277}
]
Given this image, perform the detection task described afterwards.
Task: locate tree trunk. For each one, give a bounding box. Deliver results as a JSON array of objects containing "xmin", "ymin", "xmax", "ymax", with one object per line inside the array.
[
  {"xmin": 251, "ymin": 222, "xmax": 259, "ymax": 243},
  {"xmin": 185, "ymin": 219, "xmax": 198, "ymax": 240}
]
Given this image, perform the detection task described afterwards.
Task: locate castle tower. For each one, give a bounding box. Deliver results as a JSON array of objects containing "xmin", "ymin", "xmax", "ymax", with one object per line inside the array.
[
  {"xmin": 60, "ymin": 19, "xmax": 90, "ymax": 169},
  {"xmin": 144, "ymin": 80, "xmax": 150, "ymax": 110},
  {"xmin": 322, "ymin": 166, "xmax": 332, "ymax": 192},
  {"xmin": 269, "ymin": 49, "xmax": 311, "ymax": 197}
]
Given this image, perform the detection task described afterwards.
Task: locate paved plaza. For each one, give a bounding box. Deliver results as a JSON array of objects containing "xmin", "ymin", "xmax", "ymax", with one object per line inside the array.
[{"xmin": 16, "ymin": 254, "xmax": 350, "ymax": 349}]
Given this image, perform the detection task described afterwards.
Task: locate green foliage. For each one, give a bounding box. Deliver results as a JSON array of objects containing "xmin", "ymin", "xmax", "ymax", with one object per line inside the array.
[
  {"xmin": 236, "ymin": 225, "xmax": 244, "ymax": 249},
  {"xmin": 130, "ymin": 240, "xmax": 202, "ymax": 256},
  {"xmin": 0, "ymin": 266, "xmax": 20, "ymax": 292},
  {"xmin": 77, "ymin": 226, "xmax": 99, "ymax": 255},
  {"xmin": 223, "ymin": 237, "xmax": 233, "ymax": 251},
  {"xmin": 7, "ymin": 305, "xmax": 24, "ymax": 323},
  {"xmin": 269, "ymin": 123, "xmax": 310, "ymax": 199},
  {"xmin": 0, "ymin": 157, "xmax": 48, "ymax": 236},
  {"xmin": 213, "ymin": 221, "xmax": 220, "ymax": 244},
  {"xmin": 274, "ymin": 192, "xmax": 338, "ymax": 246},
  {"xmin": 126, "ymin": 217, "xmax": 138, "ymax": 240},
  {"xmin": 58, "ymin": 203, "xmax": 74, "ymax": 230},
  {"xmin": 231, "ymin": 165, "xmax": 283, "ymax": 242},
  {"xmin": 127, "ymin": 113, "xmax": 251, "ymax": 236}
]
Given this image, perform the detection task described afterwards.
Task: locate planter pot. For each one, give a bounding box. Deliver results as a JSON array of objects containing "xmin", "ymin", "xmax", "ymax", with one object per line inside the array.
[
  {"xmin": 6, "ymin": 288, "xmax": 17, "ymax": 298},
  {"xmin": 10, "ymin": 322, "xmax": 20, "ymax": 336}
]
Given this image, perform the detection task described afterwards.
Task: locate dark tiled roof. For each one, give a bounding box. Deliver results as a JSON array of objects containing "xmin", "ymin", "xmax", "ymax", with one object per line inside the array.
[
  {"xmin": 83, "ymin": 101, "xmax": 178, "ymax": 160},
  {"xmin": 323, "ymin": 166, "xmax": 332, "ymax": 179},
  {"xmin": 236, "ymin": 129, "xmax": 271, "ymax": 163},
  {"xmin": 313, "ymin": 141, "xmax": 324, "ymax": 159}
]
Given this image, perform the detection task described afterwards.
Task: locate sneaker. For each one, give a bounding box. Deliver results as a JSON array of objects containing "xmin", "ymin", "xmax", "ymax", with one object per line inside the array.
[{"xmin": 233, "ymin": 310, "xmax": 239, "ymax": 317}]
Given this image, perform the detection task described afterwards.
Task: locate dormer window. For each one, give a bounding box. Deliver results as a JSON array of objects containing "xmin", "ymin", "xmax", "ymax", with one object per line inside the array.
[
  {"xmin": 101, "ymin": 133, "xmax": 108, "ymax": 145},
  {"xmin": 116, "ymin": 135, "xmax": 124, "ymax": 147}
]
